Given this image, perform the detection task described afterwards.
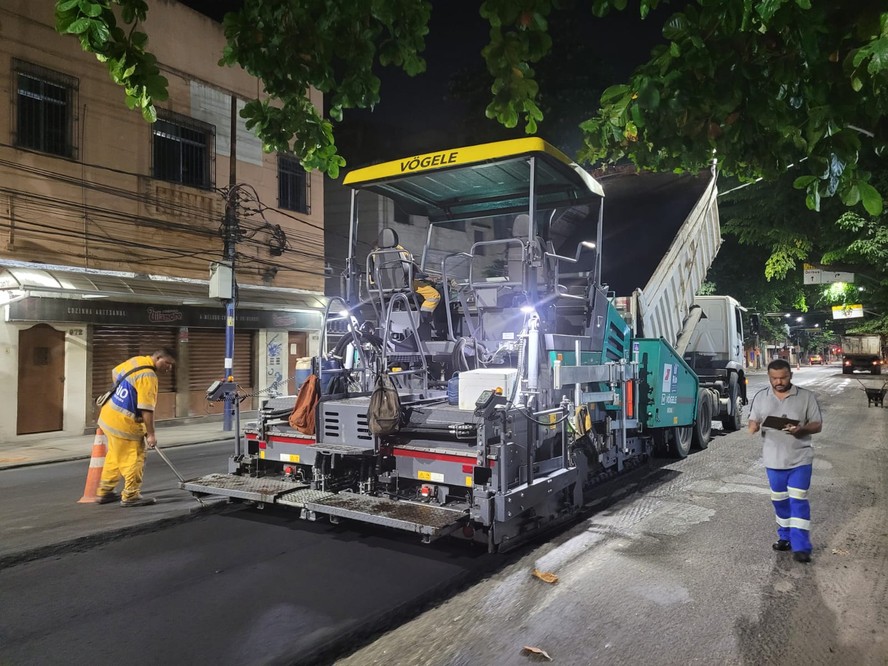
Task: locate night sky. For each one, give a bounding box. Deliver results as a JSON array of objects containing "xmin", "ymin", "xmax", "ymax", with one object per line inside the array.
[{"xmin": 178, "ymin": 1, "xmax": 664, "ymax": 167}]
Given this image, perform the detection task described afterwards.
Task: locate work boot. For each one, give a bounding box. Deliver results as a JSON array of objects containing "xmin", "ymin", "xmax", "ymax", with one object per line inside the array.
[
  {"xmin": 416, "ymin": 313, "xmax": 433, "ymax": 340},
  {"xmin": 120, "ymin": 496, "xmax": 157, "ymax": 507},
  {"xmin": 94, "ymin": 492, "xmax": 120, "ymax": 505},
  {"xmin": 792, "ymin": 551, "xmax": 812, "ymax": 563},
  {"xmin": 772, "ymin": 539, "xmax": 791, "ymax": 551}
]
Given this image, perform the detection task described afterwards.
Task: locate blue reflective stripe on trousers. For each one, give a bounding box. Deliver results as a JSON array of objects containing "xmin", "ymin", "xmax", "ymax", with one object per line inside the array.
[{"xmin": 766, "ymin": 464, "xmax": 813, "ymax": 553}]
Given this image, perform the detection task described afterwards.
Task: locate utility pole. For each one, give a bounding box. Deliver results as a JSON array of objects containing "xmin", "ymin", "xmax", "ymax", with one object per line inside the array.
[{"xmin": 222, "ymin": 95, "xmax": 238, "ymax": 431}]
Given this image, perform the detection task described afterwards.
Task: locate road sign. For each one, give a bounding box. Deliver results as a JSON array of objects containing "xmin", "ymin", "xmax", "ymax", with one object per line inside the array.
[
  {"xmin": 831, "ymin": 304, "xmax": 864, "ymax": 319},
  {"xmin": 803, "ymin": 267, "xmax": 855, "ymax": 285}
]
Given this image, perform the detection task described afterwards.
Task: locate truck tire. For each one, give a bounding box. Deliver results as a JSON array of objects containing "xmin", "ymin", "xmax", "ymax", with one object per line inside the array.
[
  {"xmin": 720, "ymin": 374, "xmax": 743, "ymax": 432},
  {"xmin": 673, "ymin": 425, "xmax": 693, "ymax": 458},
  {"xmin": 873, "ymin": 367, "xmax": 881, "ymax": 375},
  {"xmin": 843, "ymin": 366, "xmax": 852, "ymax": 374},
  {"xmin": 692, "ymin": 389, "xmax": 712, "ymax": 450},
  {"xmin": 653, "ymin": 426, "xmax": 693, "ymax": 459}
]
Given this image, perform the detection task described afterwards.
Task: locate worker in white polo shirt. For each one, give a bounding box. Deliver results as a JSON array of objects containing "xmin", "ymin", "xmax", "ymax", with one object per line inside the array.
[{"xmin": 748, "ymin": 358, "xmax": 823, "ymax": 563}]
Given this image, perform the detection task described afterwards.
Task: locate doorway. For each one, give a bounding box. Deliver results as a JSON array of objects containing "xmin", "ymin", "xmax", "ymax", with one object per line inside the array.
[
  {"xmin": 288, "ymin": 331, "xmax": 308, "ymax": 391},
  {"xmin": 17, "ymin": 324, "xmax": 65, "ymax": 434}
]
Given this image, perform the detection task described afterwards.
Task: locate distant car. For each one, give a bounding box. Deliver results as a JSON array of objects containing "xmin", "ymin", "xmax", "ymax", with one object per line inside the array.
[{"xmin": 809, "ymin": 354, "xmax": 823, "ymax": 365}]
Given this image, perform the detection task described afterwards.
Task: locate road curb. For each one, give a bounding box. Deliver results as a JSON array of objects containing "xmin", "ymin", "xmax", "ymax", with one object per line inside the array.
[
  {"xmin": 0, "ymin": 500, "xmax": 228, "ymax": 570},
  {"xmin": 0, "ymin": 437, "xmax": 233, "ymax": 471}
]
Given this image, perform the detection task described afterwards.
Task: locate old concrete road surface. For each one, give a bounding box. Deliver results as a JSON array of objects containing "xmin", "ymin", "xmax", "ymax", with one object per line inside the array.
[{"xmin": 337, "ymin": 366, "xmax": 888, "ymax": 666}]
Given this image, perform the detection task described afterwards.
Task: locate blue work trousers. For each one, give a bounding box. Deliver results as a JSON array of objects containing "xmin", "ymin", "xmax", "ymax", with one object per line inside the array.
[{"xmin": 766, "ymin": 464, "xmax": 813, "ymax": 553}]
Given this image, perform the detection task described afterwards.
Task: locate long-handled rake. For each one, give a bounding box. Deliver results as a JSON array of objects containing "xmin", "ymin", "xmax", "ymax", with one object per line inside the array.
[{"xmin": 153, "ymin": 443, "xmax": 208, "ymax": 507}]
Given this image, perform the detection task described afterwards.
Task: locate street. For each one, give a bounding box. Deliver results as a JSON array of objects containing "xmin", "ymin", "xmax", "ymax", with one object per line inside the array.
[{"xmin": 0, "ymin": 366, "xmax": 886, "ymax": 665}]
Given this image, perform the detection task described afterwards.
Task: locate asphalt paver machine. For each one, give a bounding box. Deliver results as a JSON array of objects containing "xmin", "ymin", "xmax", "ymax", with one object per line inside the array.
[{"xmin": 184, "ymin": 138, "xmax": 743, "ymax": 551}]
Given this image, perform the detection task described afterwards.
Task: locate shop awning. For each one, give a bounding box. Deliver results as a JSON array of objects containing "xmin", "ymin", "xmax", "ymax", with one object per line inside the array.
[{"xmin": 0, "ymin": 261, "xmax": 327, "ymax": 311}]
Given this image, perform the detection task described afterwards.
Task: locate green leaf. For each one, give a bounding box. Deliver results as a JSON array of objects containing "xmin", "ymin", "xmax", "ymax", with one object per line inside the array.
[
  {"xmin": 79, "ymin": 0, "xmax": 103, "ymax": 18},
  {"xmin": 600, "ymin": 84, "xmax": 630, "ymax": 105},
  {"xmin": 858, "ymin": 181, "xmax": 884, "ymax": 216},
  {"xmin": 65, "ymin": 17, "xmax": 92, "ymax": 34},
  {"xmin": 57, "ymin": 0, "xmax": 81, "ymax": 11},
  {"xmin": 805, "ymin": 184, "xmax": 821, "ymax": 211},
  {"xmin": 793, "ymin": 175, "xmax": 818, "ymax": 189},
  {"xmin": 841, "ymin": 184, "xmax": 860, "ymax": 206},
  {"xmin": 636, "ymin": 81, "xmax": 660, "ymax": 109},
  {"xmin": 141, "ymin": 104, "xmax": 157, "ymax": 123},
  {"xmin": 662, "ymin": 14, "xmax": 688, "ymax": 41}
]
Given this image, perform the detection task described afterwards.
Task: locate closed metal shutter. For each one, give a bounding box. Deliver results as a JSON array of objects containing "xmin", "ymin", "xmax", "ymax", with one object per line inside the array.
[
  {"xmin": 92, "ymin": 326, "xmax": 177, "ymax": 400},
  {"xmin": 187, "ymin": 329, "xmax": 254, "ymax": 391}
]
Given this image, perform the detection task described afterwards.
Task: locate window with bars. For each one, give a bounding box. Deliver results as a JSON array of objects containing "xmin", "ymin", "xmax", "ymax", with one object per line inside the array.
[
  {"xmin": 152, "ymin": 110, "xmax": 214, "ymax": 189},
  {"xmin": 14, "ymin": 60, "xmax": 78, "ymax": 158},
  {"xmin": 278, "ymin": 154, "xmax": 310, "ymax": 213}
]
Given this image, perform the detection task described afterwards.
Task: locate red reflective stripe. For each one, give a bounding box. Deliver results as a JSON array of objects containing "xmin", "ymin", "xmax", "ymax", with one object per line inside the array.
[
  {"xmin": 267, "ymin": 435, "xmax": 315, "ymax": 445},
  {"xmin": 258, "ymin": 441, "xmax": 266, "ymax": 449},
  {"xmin": 393, "ymin": 447, "xmax": 495, "ymax": 467},
  {"xmin": 626, "ymin": 380, "xmax": 634, "ymax": 419}
]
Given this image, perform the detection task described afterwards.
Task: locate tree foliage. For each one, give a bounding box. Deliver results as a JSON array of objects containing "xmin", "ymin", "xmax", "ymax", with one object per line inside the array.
[
  {"xmin": 55, "ymin": 0, "xmax": 168, "ymax": 122},
  {"xmin": 715, "ymin": 160, "xmax": 888, "ymax": 333},
  {"xmin": 56, "ymin": 0, "xmax": 887, "ymax": 202},
  {"xmin": 581, "ymin": 1, "xmax": 888, "ymax": 215}
]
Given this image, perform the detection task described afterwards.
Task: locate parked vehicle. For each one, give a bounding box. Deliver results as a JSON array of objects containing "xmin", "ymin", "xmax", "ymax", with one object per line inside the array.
[
  {"xmin": 184, "ymin": 138, "xmax": 745, "ymax": 550},
  {"xmin": 841, "ymin": 334, "xmax": 884, "ymax": 375}
]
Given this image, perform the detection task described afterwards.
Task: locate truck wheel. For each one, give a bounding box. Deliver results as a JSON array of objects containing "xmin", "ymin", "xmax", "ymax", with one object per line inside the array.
[
  {"xmin": 843, "ymin": 367, "xmax": 852, "ymax": 374},
  {"xmin": 873, "ymin": 367, "xmax": 882, "ymax": 375},
  {"xmin": 672, "ymin": 425, "xmax": 693, "ymax": 458},
  {"xmin": 720, "ymin": 375, "xmax": 743, "ymax": 432},
  {"xmin": 692, "ymin": 390, "xmax": 712, "ymax": 450}
]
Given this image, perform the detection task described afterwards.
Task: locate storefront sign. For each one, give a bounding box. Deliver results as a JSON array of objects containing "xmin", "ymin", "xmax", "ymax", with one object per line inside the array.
[{"xmin": 7, "ymin": 297, "xmax": 322, "ymax": 330}]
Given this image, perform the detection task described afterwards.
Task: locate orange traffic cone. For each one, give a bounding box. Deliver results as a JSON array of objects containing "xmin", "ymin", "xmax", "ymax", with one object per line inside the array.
[{"xmin": 78, "ymin": 428, "xmax": 107, "ymax": 504}]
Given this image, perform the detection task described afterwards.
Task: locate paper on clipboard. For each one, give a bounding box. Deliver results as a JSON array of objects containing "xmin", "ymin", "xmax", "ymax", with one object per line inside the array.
[{"xmin": 762, "ymin": 415, "xmax": 800, "ymax": 430}]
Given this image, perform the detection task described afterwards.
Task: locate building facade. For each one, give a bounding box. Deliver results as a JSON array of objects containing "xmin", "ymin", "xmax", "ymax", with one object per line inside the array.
[{"xmin": 0, "ymin": 0, "xmax": 326, "ymax": 442}]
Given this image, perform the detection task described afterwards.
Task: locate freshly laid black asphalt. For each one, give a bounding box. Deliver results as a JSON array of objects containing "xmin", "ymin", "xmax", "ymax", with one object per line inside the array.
[{"xmin": 0, "ymin": 508, "xmax": 497, "ymax": 666}]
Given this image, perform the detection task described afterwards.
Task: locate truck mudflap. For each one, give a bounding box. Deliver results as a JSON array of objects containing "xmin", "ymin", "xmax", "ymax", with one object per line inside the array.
[
  {"xmin": 278, "ymin": 489, "xmax": 468, "ymax": 541},
  {"xmin": 181, "ymin": 473, "xmax": 308, "ymax": 503}
]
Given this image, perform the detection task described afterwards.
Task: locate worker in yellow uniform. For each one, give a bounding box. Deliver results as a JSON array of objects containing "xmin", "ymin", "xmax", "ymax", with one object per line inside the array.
[{"xmin": 95, "ymin": 348, "xmax": 177, "ymax": 507}]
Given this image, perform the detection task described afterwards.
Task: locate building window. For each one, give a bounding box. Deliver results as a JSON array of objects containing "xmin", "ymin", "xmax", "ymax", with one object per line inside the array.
[
  {"xmin": 474, "ymin": 229, "xmax": 486, "ymax": 256},
  {"xmin": 152, "ymin": 110, "xmax": 214, "ymax": 189},
  {"xmin": 278, "ymin": 154, "xmax": 310, "ymax": 213},
  {"xmin": 14, "ymin": 60, "xmax": 78, "ymax": 158}
]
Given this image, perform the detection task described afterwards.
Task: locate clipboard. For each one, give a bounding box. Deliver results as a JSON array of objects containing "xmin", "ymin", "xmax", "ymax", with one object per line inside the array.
[{"xmin": 762, "ymin": 415, "xmax": 800, "ymax": 430}]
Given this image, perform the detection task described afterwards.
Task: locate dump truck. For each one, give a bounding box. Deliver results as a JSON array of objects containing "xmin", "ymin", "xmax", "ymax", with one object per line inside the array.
[
  {"xmin": 841, "ymin": 334, "xmax": 884, "ymax": 375},
  {"xmin": 184, "ymin": 138, "xmax": 746, "ymax": 551}
]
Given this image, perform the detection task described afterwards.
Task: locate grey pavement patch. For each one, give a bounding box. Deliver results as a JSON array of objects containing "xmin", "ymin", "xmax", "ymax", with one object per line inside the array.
[
  {"xmin": 632, "ymin": 501, "xmax": 715, "ymax": 537},
  {"xmin": 688, "ymin": 479, "xmax": 770, "ymax": 496},
  {"xmin": 628, "ymin": 581, "xmax": 692, "ymax": 606}
]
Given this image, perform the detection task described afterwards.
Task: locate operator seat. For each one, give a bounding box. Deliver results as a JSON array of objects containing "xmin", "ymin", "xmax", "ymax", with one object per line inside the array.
[
  {"xmin": 368, "ymin": 228, "xmax": 412, "ymax": 291},
  {"xmin": 367, "ymin": 227, "xmax": 422, "ymax": 316}
]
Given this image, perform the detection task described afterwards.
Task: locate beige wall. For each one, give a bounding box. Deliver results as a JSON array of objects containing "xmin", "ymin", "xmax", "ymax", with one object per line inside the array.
[{"xmin": 0, "ymin": 0, "xmax": 324, "ymax": 292}]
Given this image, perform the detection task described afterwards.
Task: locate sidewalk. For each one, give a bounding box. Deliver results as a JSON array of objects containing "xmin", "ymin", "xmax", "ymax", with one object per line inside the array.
[{"xmin": 0, "ymin": 418, "xmax": 248, "ymax": 470}]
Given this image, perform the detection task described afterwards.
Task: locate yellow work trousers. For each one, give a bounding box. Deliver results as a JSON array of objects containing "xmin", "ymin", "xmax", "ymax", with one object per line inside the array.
[
  {"xmin": 414, "ymin": 281, "xmax": 441, "ymax": 314},
  {"xmin": 99, "ymin": 434, "xmax": 146, "ymax": 502}
]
